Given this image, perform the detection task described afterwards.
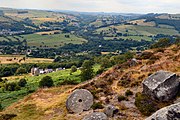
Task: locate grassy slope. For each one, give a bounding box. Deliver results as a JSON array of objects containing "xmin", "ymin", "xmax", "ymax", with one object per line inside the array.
[
  {"xmin": 0, "ymin": 64, "xmax": 100, "ymax": 109},
  {"xmin": 96, "ymin": 24, "xmax": 180, "ymax": 41},
  {"xmin": 22, "ymin": 33, "xmax": 87, "ymax": 48},
  {"xmin": 0, "ymin": 33, "xmax": 87, "ymax": 48},
  {"xmin": 1, "ymin": 45, "xmax": 179, "ymax": 120}
]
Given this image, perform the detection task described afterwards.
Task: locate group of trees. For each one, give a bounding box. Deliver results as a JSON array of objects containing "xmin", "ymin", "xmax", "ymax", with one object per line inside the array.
[
  {"xmin": 0, "ymin": 78, "xmax": 27, "ymax": 92},
  {"xmin": 151, "ymin": 37, "xmax": 180, "ymax": 48}
]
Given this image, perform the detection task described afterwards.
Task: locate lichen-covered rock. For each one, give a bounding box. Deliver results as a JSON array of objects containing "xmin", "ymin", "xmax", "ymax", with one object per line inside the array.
[
  {"xmin": 142, "ymin": 70, "xmax": 179, "ymax": 101},
  {"xmin": 66, "ymin": 89, "xmax": 93, "ymax": 113},
  {"xmin": 83, "ymin": 112, "xmax": 108, "ymax": 120},
  {"xmin": 104, "ymin": 105, "xmax": 119, "ymax": 117},
  {"xmin": 146, "ymin": 102, "xmax": 180, "ymax": 120}
]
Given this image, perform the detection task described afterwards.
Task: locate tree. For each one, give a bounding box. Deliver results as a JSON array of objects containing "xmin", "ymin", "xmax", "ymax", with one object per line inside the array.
[
  {"xmin": 54, "ymin": 56, "xmax": 61, "ymax": 62},
  {"xmin": 4, "ymin": 82, "xmax": 20, "ymax": 91},
  {"xmin": 80, "ymin": 60, "xmax": 94, "ymax": 81},
  {"xmin": 16, "ymin": 67, "xmax": 27, "ymax": 74},
  {"xmin": 150, "ymin": 38, "xmax": 171, "ymax": 48},
  {"xmin": 18, "ymin": 79, "xmax": 27, "ymax": 87},
  {"xmin": 0, "ymin": 102, "xmax": 2, "ymax": 111},
  {"xmin": 175, "ymin": 37, "xmax": 180, "ymax": 45},
  {"xmin": 39, "ymin": 76, "xmax": 54, "ymax": 88},
  {"xmin": 71, "ymin": 65, "xmax": 77, "ymax": 73}
]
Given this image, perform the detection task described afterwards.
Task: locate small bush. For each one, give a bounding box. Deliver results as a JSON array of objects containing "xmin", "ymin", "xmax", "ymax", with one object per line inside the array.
[
  {"xmin": 91, "ymin": 102, "xmax": 104, "ymax": 110},
  {"xmin": 135, "ymin": 93, "xmax": 158, "ymax": 116},
  {"xmin": 0, "ymin": 114, "xmax": 17, "ymax": 120},
  {"xmin": 39, "ymin": 76, "xmax": 54, "ymax": 88},
  {"xmin": 58, "ymin": 79, "xmax": 79, "ymax": 85},
  {"xmin": 16, "ymin": 67, "xmax": 27, "ymax": 75},
  {"xmin": 125, "ymin": 90, "xmax": 133, "ymax": 96},
  {"xmin": 155, "ymin": 48, "xmax": 164, "ymax": 53},
  {"xmin": 118, "ymin": 80, "xmax": 130, "ymax": 87},
  {"xmin": 96, "ymin": 67, "xmax": 105, "ymax": 75},
  {"xmin": 71, "ymin": 65, "xmax": 77, "ymax": 73},
  {"xmin": 118, "ymin": 95, "xmax": 127, "ymax": 102},
  {"xmin": 0, "ymin": 102, "xmax": 3, "ymax": 111},
  {"xmin": 18, "ymin": 79, "xmax": 27, "ymax": 87},
  {"xmin": 4, "ymin": 82, "xmax": 20, "ymax": 91}
]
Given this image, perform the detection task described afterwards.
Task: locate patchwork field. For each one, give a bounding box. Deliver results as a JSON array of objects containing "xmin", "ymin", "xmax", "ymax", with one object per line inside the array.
[
  {"xmin": 23, "ymin": 33, "xmax": 87, "ymax": 48},
  {"xmin": 95, "ymin": 24, "xmax": 180, "ymax": 41},
  {"xmin": 0, "ymin": 33, "xmax": 87, "ymax": 48}
]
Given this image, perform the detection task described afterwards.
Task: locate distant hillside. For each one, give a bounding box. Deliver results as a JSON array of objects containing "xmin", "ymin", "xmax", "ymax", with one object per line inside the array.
[
  {"xmin": 0, "ymin": 44, "xmax": 179, "ymax": 120},
  {"xmin": 137, "ymin": 13, "xmax": 180, "ymax": 31}
]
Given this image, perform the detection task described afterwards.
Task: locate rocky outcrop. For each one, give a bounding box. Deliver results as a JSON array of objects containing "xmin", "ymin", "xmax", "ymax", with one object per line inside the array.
[
  {"xmin": 83, "ymin": 112, "xmax": 108, "ymax": 120},
  {"xmin": 142, "ymin": 70, "xmax": 179, "ymax": 101},
  {"xmin": 104, "ymin": 105, "xmax": 119, "ymax": 117},
  {"xmin": 66, "ymin": 89, "xmax": 93, "ymax": 113},
  {"xmin": 146, "ymin": 102, "xmax": 180, "ymax": 120}
]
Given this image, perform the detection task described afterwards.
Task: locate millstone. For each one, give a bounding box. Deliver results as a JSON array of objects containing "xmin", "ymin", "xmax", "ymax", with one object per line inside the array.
[
  {"xmin": 66, "ymin": 89, "xmax": 93, "ymax": 113},
  {"xmin": 83, "ymin": 112, "xmax": 108, "ymax": 120}
]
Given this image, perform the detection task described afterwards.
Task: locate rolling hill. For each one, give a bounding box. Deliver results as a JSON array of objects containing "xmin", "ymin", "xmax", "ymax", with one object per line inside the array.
[{"xmin": 0, "ymin": 44, "xmax": 179, "ymax": 120}]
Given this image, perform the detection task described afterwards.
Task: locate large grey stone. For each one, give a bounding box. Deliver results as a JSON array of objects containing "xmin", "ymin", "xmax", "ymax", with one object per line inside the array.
[
  {"xmin": 83, "ymin": 112, "xmax": 108, "ymax": 120},
  {"xmin": 104, "ymin": 105, "xmax": 119, "ymax": 117},
  {"xmin": 142, "ymin": 70, "xmax": 179, "ymax": 101},
  {"xmin": 66, "ymin": 89, "xmax": 93, "ymax": 113},
  {"xmin": 146, "ymin": 102, "xmax": 180, "ymax": 120}
]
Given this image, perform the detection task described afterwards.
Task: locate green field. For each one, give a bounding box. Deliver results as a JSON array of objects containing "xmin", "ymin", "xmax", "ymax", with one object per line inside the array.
[
  {"xmin": 0, "ymin": 33, "xmax": 87, "ymax": 48},
  {"xmin": 22, "ymin": 33, "xmax": 87, "ymax": 48},
  {"xmin": 0, "ymin": 64, "xmax": 100, "ymax": 108},
  {"xmin": 95, "ymin": 24, "xmax": 180, "ymax": 41}
]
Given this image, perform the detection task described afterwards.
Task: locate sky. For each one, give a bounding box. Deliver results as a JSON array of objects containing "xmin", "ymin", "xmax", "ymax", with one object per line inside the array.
[{"xmin": 0, "ymin": 0, "xmax": 179, "ymax": 13}]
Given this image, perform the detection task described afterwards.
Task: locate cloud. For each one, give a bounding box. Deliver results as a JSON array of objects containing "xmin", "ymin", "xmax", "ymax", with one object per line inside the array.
[{"xmin": 0, "ymin": 0, "xmax": 179, "ymax": 13}]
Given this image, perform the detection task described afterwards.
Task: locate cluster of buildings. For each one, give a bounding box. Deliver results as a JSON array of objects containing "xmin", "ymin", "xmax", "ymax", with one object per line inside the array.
[{"xmin": 31, "ymin": 67, "xmax": 65, "ymax": 76}]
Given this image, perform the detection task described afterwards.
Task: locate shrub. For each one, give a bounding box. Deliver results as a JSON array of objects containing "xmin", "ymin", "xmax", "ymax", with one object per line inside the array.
[
  {"xmin": 0, "ymin": 102, "xmax": 2, "ymax": 111},
  {"xmin": 4, "ymin": 82, "xmax": 20, "ymax": 91},
  {"xmin": 71, "ymin": 65, "xmax": 77, "ymax": 73},
  {"xmin": 150, "ymin": 38, "xmax": 171, "ymax": 48},
  {"xmin": 139, "ymin": 52, "xmax": 153, "ymax": 60},
  {"xmin": 91, "ymin": 102, "xmax": 104, "ymax": 110},
  {"xmin": 125, "ymin": 90, "xmax": 133, "ymax": 96},
  {"xmin": 16, "ymin": 67, "xmax": 27, "ymax": 74},
  {"xmin": 135, "ymin": 93, "xmax": 158, "ymax": 116},
  {"xmin": 58, "ymin": 79, "xmax": 79, "ymax": 85},
  {"xmin": 118, "ymin": 80, "xmax": 130, "ymax": 87},
  {"xmin": 18, "ymin": 79, "xmax": 27, "ymax": 87},
  {"xmin": 0, "ymin": 114, "xmax": 17, "ymax": 120},
  {"xmin": 39, "ymin": 76, "xmax": 54, "ymax": 88},
  {"xmin": 0, "ymin": 78, "xmax": 3, "ymax": 82},
  {"xmin": 96, "ymin": 67, "xmax": 105, "ymax": 75},
  {"xmin": 118, "ymin": 95, "xmax": 127, "ymax": 102}
]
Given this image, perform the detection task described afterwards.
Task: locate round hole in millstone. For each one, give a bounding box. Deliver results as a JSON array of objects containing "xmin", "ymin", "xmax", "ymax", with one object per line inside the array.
[
  {"xmin": 78, "ymin": 99, "xmax": 83, "ymax": 102},
  {"xmin": 66, "ymin": 89, "xmax": 94, "ymax": 113}
]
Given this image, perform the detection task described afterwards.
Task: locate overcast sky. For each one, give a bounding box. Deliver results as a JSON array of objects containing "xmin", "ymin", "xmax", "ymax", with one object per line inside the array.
[{"xmin": 0, "ymin": 0, "xmax": 179, "ymax": 13}]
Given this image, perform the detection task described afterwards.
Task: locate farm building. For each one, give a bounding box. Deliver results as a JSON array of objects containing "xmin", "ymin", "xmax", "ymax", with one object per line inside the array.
[
  {"xmin": 0, "ymin": 10, "xmax": 4, "ymax": 16},
  {"xmin": 31, "ymin": 67, "xmax": 40, "ymax": 76}
]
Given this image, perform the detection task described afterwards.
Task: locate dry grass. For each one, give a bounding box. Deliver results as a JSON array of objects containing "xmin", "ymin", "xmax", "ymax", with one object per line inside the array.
[
  {"xmin": 35, "ymin": 30, "xmax": 61, "ymax": 35},
  {"xmin": 0, "ymin": 55, "xmax": 53, "ymax": 64}
]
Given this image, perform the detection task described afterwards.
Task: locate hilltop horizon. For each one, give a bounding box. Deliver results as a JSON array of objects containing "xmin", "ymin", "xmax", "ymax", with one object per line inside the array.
[{"xmin": 0, "ymin": 0, "xmax": 180, "ymax": 14}]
